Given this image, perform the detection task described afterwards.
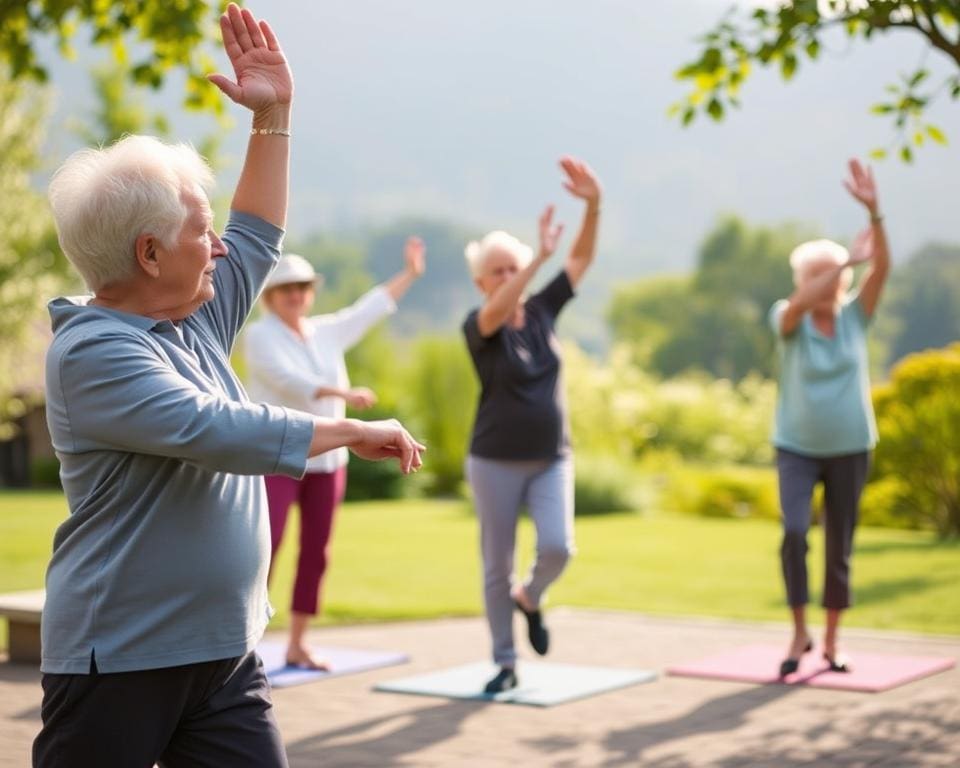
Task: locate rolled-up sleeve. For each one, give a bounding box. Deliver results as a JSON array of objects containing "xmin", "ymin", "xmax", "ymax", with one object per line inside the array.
[{"xmin": 54, "ymin": 330, "xmax": 314, "ymax": 477}]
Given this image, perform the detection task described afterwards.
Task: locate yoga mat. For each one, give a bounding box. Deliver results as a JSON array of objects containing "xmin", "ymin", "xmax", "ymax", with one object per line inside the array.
[
  {"xmin": 374, "ymin": 661, "xmax": 657, "ymax": 707},
  {"xmin": 667, "ymin": 643, "xmax": 955, "ymax": 692},
  {"xmin": 258, "ymin": 640, "xmax": 409, "ymax": 688}
]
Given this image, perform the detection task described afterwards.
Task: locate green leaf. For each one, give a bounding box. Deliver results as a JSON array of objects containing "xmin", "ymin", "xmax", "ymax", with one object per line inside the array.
[
  {"xmin": 926, "ymin": 125, "xmax": 948, "ymax": 146},
  {"xmin": 682, "ymin": 107, "xmax": 696, "ymax": 127},
  {"xmin": 781, "ymin": 54, "xmax": 797, "ymax": 80},
  {"xmin": 707, "ymin": 98, "xmax": 724, "ymax": 121},
  {"xmin": 805, "ymin": 39, "xmax": 820, "ymax": 60},
  {"xmin": 907, "ymin": 69, "xmax": 929, "ymax": 88},
  {"xmin": 900, "ymin": 145, "xmax": 913, "ymax": 163},
  {"xmin": 702, "ymin": 47, "xmax": 722, "ymax": 71},
  {"xmin": 870, "ymin": 103, "xmax": 894, "ymax": 115},
  {"xmin": 868, "ymin": 148, "xmax": 887, "ymax": 161}
]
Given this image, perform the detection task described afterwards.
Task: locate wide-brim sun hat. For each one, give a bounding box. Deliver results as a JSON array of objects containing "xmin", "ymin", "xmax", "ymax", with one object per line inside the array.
[{"xmin": 263, "ymin": 253, "xmax": 320, "ymax": 290}]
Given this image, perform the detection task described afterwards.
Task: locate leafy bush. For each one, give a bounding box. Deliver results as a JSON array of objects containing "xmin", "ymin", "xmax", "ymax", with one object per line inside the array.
[
  {"xmin": 344, "ymin": 456, "xmax": 409, "ymax": 501},
  {"xmin": 859, "ymin": 476, "xmax": 921, "ymax": 530},
  {"xmin": 661, "ymin": 464, "xmax": 779, "ymax": 520},
  {"xmin": 563, "ymin": 342, "xmax": 776, "ymax": 466},
  {"xmin": 870, "ymin": 343, "xmax": 960, "ymax": 537},
  {"xmin": 402, "ymin": 335, "xmax": 478, "ymax": 496},
  {"xmin": 573, "ymin": 457, "xmax": 644, "ymax": 516},
  {"xmin": 29, "ymin": 456, "xmax": 61, "ymax": 489}
]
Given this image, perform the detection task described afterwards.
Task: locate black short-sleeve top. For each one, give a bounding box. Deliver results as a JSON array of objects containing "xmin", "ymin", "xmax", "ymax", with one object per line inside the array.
[{"xmin": 463, "ymin": 269, "xmax": 575, "ymax": 460}]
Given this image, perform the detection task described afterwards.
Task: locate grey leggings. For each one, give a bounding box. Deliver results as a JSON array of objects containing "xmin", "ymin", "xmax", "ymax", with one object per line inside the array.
[
  {"xmin": 776, "ymin": 448, "xmax": 870, "ymax": 610},
  {"xmin": 466, "ymin": 454, "xmax": 576, "ymax": 667}
]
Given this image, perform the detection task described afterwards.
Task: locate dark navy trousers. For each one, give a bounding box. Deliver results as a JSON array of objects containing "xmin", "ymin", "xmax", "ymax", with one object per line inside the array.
[
  {"xmin": 33, "ymin": 650, "xmax": 287, "ymax": 768},
  {"xmin": 776, "ymin": 448, "xmax": 871, "ymax": 610}
]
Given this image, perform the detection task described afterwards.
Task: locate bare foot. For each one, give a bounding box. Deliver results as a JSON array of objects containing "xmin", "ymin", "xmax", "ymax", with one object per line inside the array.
[
  {"xmin": 511, "ymin": 584, "xmax": 536, "ymax": 613},
  {"xmin": 285, "ymin": 646, "xmax": 331, "ymax": 671}
]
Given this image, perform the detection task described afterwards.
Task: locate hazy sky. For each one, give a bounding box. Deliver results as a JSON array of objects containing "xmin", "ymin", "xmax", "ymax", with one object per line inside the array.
[{"xmin": 38, "ymin": 0, "xmax": 959, "ymax": 286}]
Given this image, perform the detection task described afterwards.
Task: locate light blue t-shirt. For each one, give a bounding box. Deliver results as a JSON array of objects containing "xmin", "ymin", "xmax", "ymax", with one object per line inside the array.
[
  {"xmin": 769, "ymin": 296, "xmax": 877, "ymax": 457},
  {"xmin": 42, "ymin": 211, "xmax": 316, "ymax": 674}
]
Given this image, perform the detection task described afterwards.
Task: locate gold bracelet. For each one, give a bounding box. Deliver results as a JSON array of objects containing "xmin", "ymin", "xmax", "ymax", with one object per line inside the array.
[
  {"xmin": 870, "ymin": 212, "xmax": 884, "ymax": 223},
  {"xmin": 250, "ymin": 127, "xmax": 291, "ymax": 137}
]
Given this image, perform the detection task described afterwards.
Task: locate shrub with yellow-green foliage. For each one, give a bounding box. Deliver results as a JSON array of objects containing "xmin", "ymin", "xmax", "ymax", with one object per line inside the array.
[
  {"xmin": 564, "ymin": 342, "xmax": 776, "ymax": 466},
  {"xmin": 660, "ymin": 463, "xmax": 780, "ymax": 520},
  {"xmin": 871, "ymin": 343, "xmax": 960, "ymax": 537}
]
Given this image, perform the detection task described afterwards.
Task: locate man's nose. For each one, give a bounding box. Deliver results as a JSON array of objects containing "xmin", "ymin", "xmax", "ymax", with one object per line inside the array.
[{"xmin": 211, "ymin": 232, "xmax": 227, "ymax": 258}]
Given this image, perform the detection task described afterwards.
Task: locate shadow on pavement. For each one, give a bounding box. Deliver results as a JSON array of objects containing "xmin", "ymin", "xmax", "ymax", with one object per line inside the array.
[
  {"xmin": 597, "ymin": 683, "xmax": 799, "ymax": 766},
  {"xmin": 285, "ymin": 698, "xmax": 483, "ymax": 767},
  {"xmin": 592, "ymin": 686, "xmax": 956, "ymax": 767}
]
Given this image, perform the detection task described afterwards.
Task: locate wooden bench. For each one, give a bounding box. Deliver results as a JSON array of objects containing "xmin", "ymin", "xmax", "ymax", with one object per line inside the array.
[{"xmin": 0, "ymin": 590, "xmax": 44, "ymax": 664}]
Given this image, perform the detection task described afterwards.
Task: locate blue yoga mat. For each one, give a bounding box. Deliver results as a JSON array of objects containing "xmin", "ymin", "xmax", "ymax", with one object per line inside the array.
[
  {"xmin": 258, "ymin": 639, "xmax": 409, "ymax": 688},
  {"xmin": 374, "ymin": 661, "xmax": 656, "ymax": 707}
]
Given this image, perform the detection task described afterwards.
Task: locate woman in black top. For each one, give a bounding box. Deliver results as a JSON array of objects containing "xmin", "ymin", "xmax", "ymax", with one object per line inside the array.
[{"xmin": 463, "ymin": 156, "xmax": 602, "ymax": 693}]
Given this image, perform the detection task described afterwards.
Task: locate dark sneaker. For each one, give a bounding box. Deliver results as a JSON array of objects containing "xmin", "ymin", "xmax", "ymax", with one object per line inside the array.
[
  {"xmin": 514, "ymin": 600, "xmax": 549, "ymax": 655},
  {"xmin": 483, "ymin": 667, "xmax": 518, "ymax": 694}
]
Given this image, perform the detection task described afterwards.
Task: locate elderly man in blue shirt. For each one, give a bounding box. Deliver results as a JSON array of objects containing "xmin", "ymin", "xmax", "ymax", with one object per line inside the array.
[{"xmin": 32, "ymin": 5, "xmax": 424, "ymax": 767}]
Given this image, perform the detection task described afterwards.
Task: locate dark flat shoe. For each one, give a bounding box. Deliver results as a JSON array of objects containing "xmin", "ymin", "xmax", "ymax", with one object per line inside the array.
[
  {"xmin": 484, "ymin": 667, "xmax": 518, "ymax": 694},
  {"xmin": 823, "ymin": 652, "xmax": 852, "ymax": 673},
  {"xmin": 778, "ymin": 639, "xmax": 813, "ymax": 678},
  {"xmin": 514, "ymin": 599, "xmax": 549, "ymax": 656}
]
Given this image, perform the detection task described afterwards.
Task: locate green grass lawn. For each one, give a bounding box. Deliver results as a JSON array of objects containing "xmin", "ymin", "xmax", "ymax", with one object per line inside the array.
[{"xmin": 1, "ymin": 490, "xmax": 958, "ymax": 653}]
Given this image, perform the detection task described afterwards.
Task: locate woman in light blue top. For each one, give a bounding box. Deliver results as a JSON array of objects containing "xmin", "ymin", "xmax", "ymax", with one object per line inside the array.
[{"xmin": 769, "ymin": 159, "xmax": 890, "ymax": 678}]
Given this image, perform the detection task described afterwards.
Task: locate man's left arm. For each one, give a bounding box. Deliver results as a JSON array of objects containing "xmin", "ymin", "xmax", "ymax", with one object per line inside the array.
[{"xmin": 197, "ymin": 3, "xmax": 293, "ymax": 351}]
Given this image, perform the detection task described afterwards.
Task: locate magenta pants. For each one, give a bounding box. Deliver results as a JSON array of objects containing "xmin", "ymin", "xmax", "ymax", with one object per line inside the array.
[{"xmin": 265, "ymin": 467, "xmax": 347, "ymax": 616}]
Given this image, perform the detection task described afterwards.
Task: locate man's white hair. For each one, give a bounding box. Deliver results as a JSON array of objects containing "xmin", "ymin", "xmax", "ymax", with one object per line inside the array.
[
  {"xmin": 788, "ymin": 238, "xmax": 853, "ymax": 290},
  {"xmin": 48, "ymin": 135, "xmax": 215, "ymax": 291},
  {"xmin": 464, "ymin": 230, "xmax": 533, "ymax": 279}
]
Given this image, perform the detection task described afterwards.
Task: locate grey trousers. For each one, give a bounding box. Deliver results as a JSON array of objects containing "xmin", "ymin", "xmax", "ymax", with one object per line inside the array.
[
  {"xmin": 776, "ymin": 448, "xmax": 870, "ymax": 610},
  {"xmin": 466, "ymin": 454, "xmax": 576, "ymax": 667}
]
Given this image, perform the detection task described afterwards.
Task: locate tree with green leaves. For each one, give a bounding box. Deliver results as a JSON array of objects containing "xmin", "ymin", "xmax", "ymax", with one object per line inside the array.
[
  {"xmin": 0, "ymin": 75, "xmax": 72, "ymax": 441},
  {"xmin": 873, "ymin": 241, "xmax": 960, "ymax": 367},
  {"xmin": 0, "ymin": 0, "xmax": 227, "ymax": 114},
  {"xmin": 673, "ymin": 1, "xmax": 959, "ymax": 161},
  {"xmin": 607, "ymin": 216, "xmax": 804, "ymax": 380}
]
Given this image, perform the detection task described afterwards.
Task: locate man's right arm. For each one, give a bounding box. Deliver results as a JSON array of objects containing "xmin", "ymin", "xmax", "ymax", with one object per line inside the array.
[
  {"xmin": 52, "ymin": 331, "xmax": 314, "ymax": 477},
  {"xmin": 52, "ymin": 331, "xmax": 424, "ymax": 476}
]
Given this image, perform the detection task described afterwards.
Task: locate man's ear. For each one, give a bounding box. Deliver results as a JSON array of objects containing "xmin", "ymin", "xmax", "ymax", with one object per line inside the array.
[{"xmin": 134, "ymin": 233, "xmax": 161, "ymax": 279}]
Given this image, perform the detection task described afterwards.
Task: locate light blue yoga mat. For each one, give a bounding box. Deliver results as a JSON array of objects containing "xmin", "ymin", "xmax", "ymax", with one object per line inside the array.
[
  {"xmin": 374, "ymin": 661, "xmax": 657, "ymax": 707},
  {"xmin": 258, "ymin": 640, "xmax": 409, "ymax": 688}
]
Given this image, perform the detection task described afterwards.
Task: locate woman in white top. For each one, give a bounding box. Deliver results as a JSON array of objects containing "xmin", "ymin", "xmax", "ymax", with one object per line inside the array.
[{"xmin": 244, "ymin": 238, "xmax": 425, "ymax": 668}]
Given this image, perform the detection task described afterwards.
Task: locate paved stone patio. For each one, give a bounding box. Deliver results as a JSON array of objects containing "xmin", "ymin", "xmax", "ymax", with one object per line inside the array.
[{"xmin": 2, "ymin": 609, "xmax": 958, "ymax": 767}]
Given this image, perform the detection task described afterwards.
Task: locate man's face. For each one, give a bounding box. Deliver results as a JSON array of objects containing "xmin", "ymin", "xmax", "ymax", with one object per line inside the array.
[{"xmin": 154, "ymin": 186, "xmax": 227, "ymax": 320}]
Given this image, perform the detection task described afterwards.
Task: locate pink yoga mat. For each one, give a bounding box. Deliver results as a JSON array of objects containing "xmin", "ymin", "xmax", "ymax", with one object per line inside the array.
[{"xmin": 667, "ymin": 643, "xmax": 955, "ymax": 692}]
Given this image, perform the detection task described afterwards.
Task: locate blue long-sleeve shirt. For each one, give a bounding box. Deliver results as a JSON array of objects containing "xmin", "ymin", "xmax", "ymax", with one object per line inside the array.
[{"xmin": 41, "ymin": 211, "xmax": 315, "ymax": 674}]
